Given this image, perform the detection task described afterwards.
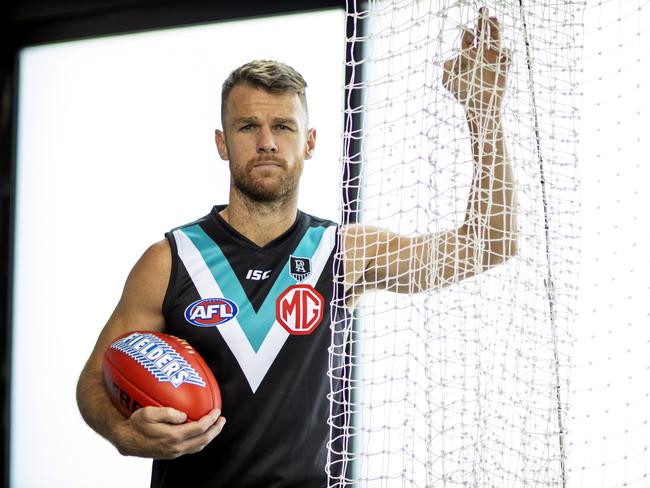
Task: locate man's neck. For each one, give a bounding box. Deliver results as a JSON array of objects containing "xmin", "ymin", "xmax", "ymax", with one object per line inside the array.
[{"xmin": 220, "ymin": 189, "xmax": 298, "ymax": 247}]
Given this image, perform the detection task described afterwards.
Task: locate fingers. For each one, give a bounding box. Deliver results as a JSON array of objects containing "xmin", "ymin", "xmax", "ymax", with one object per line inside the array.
[
  {"xmin": 476, "ymin": 7, "xmax": 489, "ymax": 46},
  {"xmin": 442, "ymin": 59, "xmax": 451, "ymax": 88},
  {"xmin": 461, "ymin": 28, "xmax": 474, "ymax": 50},
  {"xmin": 443, "ymin": 58, "xmax": 457, "ymax": 77},
  {"xmin": 139, "ymin": 406, "xmax": 187, "ymax": 424},
  {"xmin": 180, "ymin": 416, "xmax": 227, "ymax": 455},
  {"xmin": 489, "ymin": 16, "xmax": 500, "ymax": 43},
  {"xmin": 128, "ymin": 407, "xmax": 226, "ymax": 459},
  {"xmin": 176, "ymin": 408, "xmax": 222, "ymax": 440},
  {"xmin": 487, "ymin": 15, "xmax": 511, "ymax": 65},
  {"xmin": 458, "ymin": 7, "xmax": 503, "ymax": 53},
  {"xmin": 474, "ymin": 8, "xmax": 501, "ymax": 49},
  {"xmin": 168, "ymin": 410, "xmax": 226, "ymax": 456},
  {"xmin": 443, "ymin": 58, "xmax": 460, "ymax": 90},
  {"xmin": 442, "ymin": 6, "xmax": 511, "ymax": 95},
  {"xmin": 133, "ymin": 406, "xmax": 223, "ymax": 441}
]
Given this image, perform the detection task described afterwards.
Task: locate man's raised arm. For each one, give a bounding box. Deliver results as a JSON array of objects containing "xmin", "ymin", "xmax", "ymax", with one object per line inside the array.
[{"xmin": 342, "ymin": 7, "xmax": 517, "ymax": 296}]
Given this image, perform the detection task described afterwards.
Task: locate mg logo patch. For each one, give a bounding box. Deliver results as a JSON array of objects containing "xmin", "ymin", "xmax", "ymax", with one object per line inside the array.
[
  {"xmin": 276, "ymin": 284, "xmax": 324, "ymax": 335},
  {"xmin": 289, "ymin": 255, "xmax": 311, "ymax": 282}
]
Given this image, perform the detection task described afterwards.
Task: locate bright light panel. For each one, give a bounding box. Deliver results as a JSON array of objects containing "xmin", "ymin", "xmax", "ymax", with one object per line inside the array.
[{"xmin": 12, "ymin": 9, "xmax": 344, "ymax": 487}]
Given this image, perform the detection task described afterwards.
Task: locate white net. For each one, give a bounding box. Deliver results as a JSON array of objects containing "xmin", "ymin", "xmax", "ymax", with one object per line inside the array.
[
  {"xmin": 569, "ymin": 1, "xmax": 650, "ymax": 486},
  {"xmin": 328, "ymin": 0, "xmax": 582, "ymax": 486}
]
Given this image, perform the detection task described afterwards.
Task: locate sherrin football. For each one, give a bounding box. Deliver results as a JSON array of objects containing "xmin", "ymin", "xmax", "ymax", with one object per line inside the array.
[{"xmin": 102, "ymin": 331, "xmax": 221, "ymax": 421}]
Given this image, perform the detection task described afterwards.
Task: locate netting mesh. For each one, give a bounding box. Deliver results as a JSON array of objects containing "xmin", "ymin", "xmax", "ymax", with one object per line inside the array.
[
  {"xmin": 569, "ymin": 1, "xmax": 650, "ymax": 486},
  {"xmin": 328, "ymin": 1, "xmax": 583, "ymax": 486}
]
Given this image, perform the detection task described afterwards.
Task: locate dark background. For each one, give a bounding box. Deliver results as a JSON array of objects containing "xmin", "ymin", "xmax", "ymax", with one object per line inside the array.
[{"xmin": 0, "ymin": 1, "xmax": 357, "ymax": 485}]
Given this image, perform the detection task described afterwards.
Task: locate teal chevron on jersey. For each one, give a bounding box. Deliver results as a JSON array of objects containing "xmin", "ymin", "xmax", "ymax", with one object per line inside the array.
[
  {"xmin": 180, "ymin": 224, "xmax": 328, "ymax": 352},
  {"xmin": 159, "ymin": 207, "xmax": 342, "ymax": 487}
]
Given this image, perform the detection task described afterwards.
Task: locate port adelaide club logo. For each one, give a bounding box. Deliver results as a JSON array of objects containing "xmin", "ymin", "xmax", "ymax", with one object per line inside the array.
[
  {"xmin": 184, "ymin": 298, "xmax": 239, "ymax": 327},
  {"xmin": 289, "ymin": 255, "xmax": 311, "ymax": 282}
]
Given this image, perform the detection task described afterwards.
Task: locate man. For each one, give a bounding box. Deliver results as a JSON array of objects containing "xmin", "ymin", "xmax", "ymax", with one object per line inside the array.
[{"xmin": 77, "ymin": 7, "xmax": 515, "ymax": 487}]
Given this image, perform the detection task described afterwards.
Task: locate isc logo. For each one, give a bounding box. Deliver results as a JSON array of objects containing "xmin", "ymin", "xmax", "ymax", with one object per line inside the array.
[
  {"xmin": 184, "ymin": 298, "xmax": 238, "ymax": 327},
  {"xmin": 246, "ymin": 269, "xmax": 271, "ymax": 280},
  {"xmin": 275, "ymin": 284, "xmax": 324, "ymax": 335}
]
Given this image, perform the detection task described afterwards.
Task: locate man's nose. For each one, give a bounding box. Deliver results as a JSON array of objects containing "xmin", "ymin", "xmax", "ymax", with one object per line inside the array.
[{"xmin": 257, "ymin": 127, "xmax": 278, "ymax": 153}]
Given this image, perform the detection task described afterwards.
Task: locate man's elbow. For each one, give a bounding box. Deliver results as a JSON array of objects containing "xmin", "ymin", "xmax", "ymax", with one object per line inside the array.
[
  {"xmin": 484, "ymin": 235, "xmax": 518, "ymax": 268},
  {"xmin": 501, "ymin": 235, "xmax": 518, "ymax": 260}
]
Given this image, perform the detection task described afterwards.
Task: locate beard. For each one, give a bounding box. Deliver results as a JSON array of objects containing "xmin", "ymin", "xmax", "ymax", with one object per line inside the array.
[{"xmin": 230, "ymin": 156, "xmax": 300, "ymax": 203}]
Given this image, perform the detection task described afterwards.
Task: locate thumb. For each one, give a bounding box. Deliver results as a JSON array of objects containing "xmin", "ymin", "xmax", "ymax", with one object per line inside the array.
[{"xmin": 442, "ymin": 59, "xmax": 453, "ymax": 87}]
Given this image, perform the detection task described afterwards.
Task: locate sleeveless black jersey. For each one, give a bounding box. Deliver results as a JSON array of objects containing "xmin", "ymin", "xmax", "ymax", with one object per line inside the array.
[{"xmin": 151, "ymin": 205, "xmax": 346, "ymax": 488}]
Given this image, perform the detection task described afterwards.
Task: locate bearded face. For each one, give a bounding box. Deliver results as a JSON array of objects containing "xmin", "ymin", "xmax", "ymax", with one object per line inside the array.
[
  {"xmin": 215, "ymin": 83, "xmax": 316, "ymax": 206},
  {"xmin": 229, "ymin": 154, "xmax": 300, "ymax": 203}
]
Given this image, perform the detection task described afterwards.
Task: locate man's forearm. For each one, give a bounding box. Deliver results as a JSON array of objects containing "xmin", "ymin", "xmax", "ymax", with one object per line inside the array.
[
  {"xmin": 464, "ymin": 111, "xmax": 517, "ymax": 266},
  {"xmin": 76, "ymin": 367, "xmax": 128, "ymax": 452}
]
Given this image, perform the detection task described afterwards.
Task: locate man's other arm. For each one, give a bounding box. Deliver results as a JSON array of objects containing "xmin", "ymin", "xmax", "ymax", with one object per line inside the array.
[
  {"xmin": 76, "ymin": 239, "xmax": 226, "ymax": 459},
  {"xmin": 341, "ymin": 8, "xmax": 516, "ymax": 296}
]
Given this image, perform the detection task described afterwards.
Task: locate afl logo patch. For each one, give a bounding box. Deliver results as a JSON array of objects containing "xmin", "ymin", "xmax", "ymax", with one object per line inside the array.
[{"xmin": 184, "ymin": 298, "xmax": 238, "ymax": 327}]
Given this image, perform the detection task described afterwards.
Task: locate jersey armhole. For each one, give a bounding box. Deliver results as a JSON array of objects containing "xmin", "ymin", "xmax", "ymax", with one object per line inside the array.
[{"xmin": 162, "ymin": 231, "xmax": 179, "ymax": 318}]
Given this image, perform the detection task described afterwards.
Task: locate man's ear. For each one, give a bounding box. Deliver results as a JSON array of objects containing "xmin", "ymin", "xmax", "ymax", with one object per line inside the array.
[
  {"xmin": 215, "ymin": 129, "xmax": 229, "ymax": 161},
  {"xmin": 305, "ymin": 128, "xmax": 317, "ymax": 160}
]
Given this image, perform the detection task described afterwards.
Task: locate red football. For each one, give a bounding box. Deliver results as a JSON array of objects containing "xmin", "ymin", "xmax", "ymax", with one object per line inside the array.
[{"xmin": 102, "ymin": 331, "xmax": 221, "ymax": 421}]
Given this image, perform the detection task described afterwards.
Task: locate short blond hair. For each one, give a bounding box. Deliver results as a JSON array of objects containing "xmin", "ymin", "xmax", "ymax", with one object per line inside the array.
[{"xmin": 221, "ymin": 60, "xmax": 309, "ymax": 124}]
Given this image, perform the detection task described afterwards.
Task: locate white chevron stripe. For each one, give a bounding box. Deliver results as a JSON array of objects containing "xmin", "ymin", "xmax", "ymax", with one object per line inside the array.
[
  {"xmin": 172, "ymin": 225, "xmax": 337, "ymax": 393},
  {"xmin": 302, "ymin": 226, "xmax": 337, "ymax": 287}
]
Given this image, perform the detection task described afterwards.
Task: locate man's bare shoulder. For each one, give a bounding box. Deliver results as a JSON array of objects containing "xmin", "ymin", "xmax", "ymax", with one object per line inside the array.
[
  {"xmin": 120, "ymin": 238, "xmax": 172, "ymax": 306},
  {"xmin": 142, "ymin": 238, "xmax": 171, "ymax": 266},
  {"xmin": 130, "ymin": 238, "xmax": 171, "ymax": 272}
]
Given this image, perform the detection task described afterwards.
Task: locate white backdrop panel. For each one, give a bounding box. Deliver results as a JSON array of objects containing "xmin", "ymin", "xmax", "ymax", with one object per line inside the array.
[{"xmin": 12, "ymin": 9, "xmax": 344, "ymax": 487}]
